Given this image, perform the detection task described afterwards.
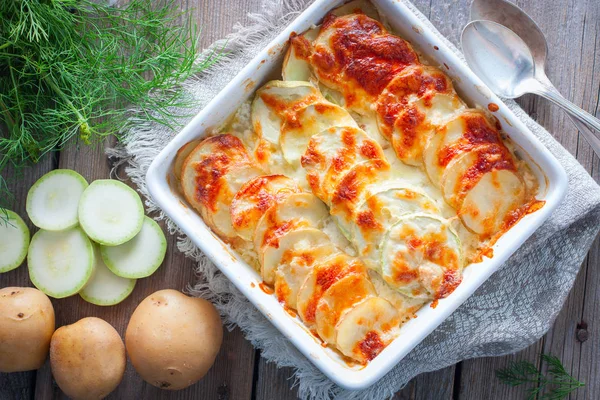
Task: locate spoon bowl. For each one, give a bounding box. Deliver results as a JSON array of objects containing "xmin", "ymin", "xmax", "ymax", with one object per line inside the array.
[
  {"xmin": 462, "ymin": 19, "xmax": 600, "ymax": 135},
  {"xmin": 461, "ymin": 20, "xmax": 537, "ymax": 99},
  {"xmin": 467, "ymin": 0, "xmax": 600, "ymax": 155}
]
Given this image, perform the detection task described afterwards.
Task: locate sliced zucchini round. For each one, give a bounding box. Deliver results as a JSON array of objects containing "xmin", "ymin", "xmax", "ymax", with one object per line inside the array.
[
  {"xmin": 261, "ymin": 227, "xmax": 331, "ymax": 285},
  {"xmin": 230, "ymin": 175, "xmax": 300, "ymax": 241},
  {"xmin": 280, "ymin": 101, "xmax": 358, "ymax": 167},
  {"xmin": 27, "ymin": 227, "xmax": 94, "ymax": 299},
  {"xmin": 80, "ymin": 244, "xmax": 136, "ymax": 306},
  {"xmin": 350, "ymin": 186, "xmax": 440, "ymax": 269},
  {"xmin": 282, "ymin": 28, "xmax": 319, "ymax": 82},
  {"xmin": 78, "ymin": 180, "xmax": 144, "ymax": 246},
  {"xmin": 380, "ymin": 214, "xmax": 463, "ymax": 300},
  {"xmin": 0, "ymin": 210, "xmax": 30, "ymax": 273},
  {"xmin": 275, "ymin": 243, "xmax": 339, "ymax": 310},
  {"xmin": 423, "ymin": 109, "xmax": 501, "ymax": 187},
  {"xmin": 334, "ymin": 297, "xmax": 400, "ymax": 363},
  {"xmin": 101, "ymin": 217, "xmax": 167, "ymax": 279},
  {"xmin": 391, "ymin": 92, "xmax": 465, "ymax": 166},
  {"xmin": 296, "ymin": 253, "xmax": 366, "ymax": 327},
  {"xmin": 376, "ymin": 65, "xmax": 455, "ymax": 140},
  {"xmin": 302, "ymin": 126, "xmax": 387, "ymax": 204},
  {"xmin": 251, "ymin": 81, "xmax": 321, "ymax": 146},
  {"xmin": 315, "ymin": 272, "xmax": 376, "ymax": 345},
  {"xmin": 329, "ymin": 159, "xmax": 391, "ymax": 240},
  {"xmin": 253, "ymin": 193, "xmax": 330, "ymax": 257},
  {"xmin": 26, "ymin": 169, "xmax": 88, "ymax": 231},
  {"xmin": 459, "ymin": 169, "xmax": 526, "ymax": 236}
]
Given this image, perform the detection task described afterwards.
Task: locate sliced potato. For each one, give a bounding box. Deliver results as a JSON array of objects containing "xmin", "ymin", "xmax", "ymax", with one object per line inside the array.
[
  {"xmin": 391, "ymin": 92, "xmax": 465, "ymax": 166},
  {"xmin": 302, "ymin": 126, "xmax": 387, "ymax": 204},
  {"xmin": 423, "ymin": 109, "xmax": 502, "ymax": 187},
  {"xmin": 315, "ymin": 272, "xmax": 376, "ymax": 344},
  {"xmin": 350, "ymin": 186, "xmax": 440, "ymax": 269},
  {"xmin": 368, "ymin": 270, "xmax": 426, "ymax": 320},
  {"xmin": 182, "ymin": 134, "xmax": 251, "ymax": 169},
  {"xmin": 375, "ymin": 65, "xmax": 455, "ymax": 140},
  {"xmin": 181, "ymin": 134, "xmax": 262, "ymax": 239},
  {"xmin": 173, "ymin": 139, "xmax": 202, "ymax": 181},
  {"xmin": 253, "ymin": 193, "xmax": 330, "ymax": 260},
  {"xmin": 329, "ymin": 159, "xmax": 391, "ymax": 240},
  {"xmin": 380, "ymin": 214, "xmax": 462, "ymax": 300},
  {"xmin": 440, "ymin": 144, "xmax": 517, "ymax": 209},
  {"xmin": 230, "ymin": 175, "xmax": 300, "ymax": 241},
  {"xmin": 181, "ymin": 134, "xmax": 251, "ymax": 215},
  {"xmin": 460, "ymin": 169, "xmax": 526, "ymax": 236},
  {"xmin": 204, "ymin": 163, "xmax": 263, "ymax": 239},
  {"xmin": 334, "ymin": 297, "xmax": 400, "ymax": 363},
  {"xmin": 262, "ymin": 228, "xmax": 331, "ymax": 285},
  {"xmin": 282, "ymin": 28, "xmax": 319, "ymax": 82},
  {"xmin": 311, "ymin": 14, "xmax": 418, "ymax": 114},
  {"xmin": 270, "ymin": 229, "xmax": 339, "ymax": 307},
  {"xmin": 280, "ymin": 101, "xmax": 358, "ymax": 167},
  {"xmin": 275, "ymin": 245, "xmax": 339, "ymax": 310},
  {"xmin": 296, "ymin": 253, "xmax": 366, "ymax": 327},
  {"xmin": 251, "ymin": 81, "xmax": 321, "ymax": 146}
]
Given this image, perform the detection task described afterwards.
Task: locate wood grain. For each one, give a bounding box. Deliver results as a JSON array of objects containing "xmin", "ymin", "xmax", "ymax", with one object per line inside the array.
[{"xmin": 1, "ymin": 0, "xmax": 599, "ymax": 399}]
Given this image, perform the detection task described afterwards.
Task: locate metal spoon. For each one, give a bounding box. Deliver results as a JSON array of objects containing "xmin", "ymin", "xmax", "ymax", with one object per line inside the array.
[
  {"xmin": 461, "ymin": 20, "xmax": 600, "ymax": 146},
  {"xmin": 469, "ymin": 0, "xmax": 600, "ymax": 155}
]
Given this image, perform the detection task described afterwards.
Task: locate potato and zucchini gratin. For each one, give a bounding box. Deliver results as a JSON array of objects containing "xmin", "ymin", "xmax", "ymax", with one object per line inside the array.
[{"xmin": 175, "ymin": 0, "xmax": 541, "ymax": 364}]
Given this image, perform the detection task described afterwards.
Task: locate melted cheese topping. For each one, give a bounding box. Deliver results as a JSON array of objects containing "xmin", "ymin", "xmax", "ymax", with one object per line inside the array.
[
  {"xmin": 311, "ymin": 13, "xmax": 418, "ymax": 112},
  {"xmin": 231, "ymin": 175, "xmax": 300, "ymax": 241}
]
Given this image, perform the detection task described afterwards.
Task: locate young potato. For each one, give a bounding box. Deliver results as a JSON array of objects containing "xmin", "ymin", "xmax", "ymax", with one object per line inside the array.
[
  {"xmin": 125, "ymin": 289, "xmax": 223, "ymax": 390},
  {"xmin": 50, "ymin": 317, "xmax": 125, "ymax": 400},
  {"xmin": 0, "ymin": 287, "xmax": 55, "ymax": 372}
]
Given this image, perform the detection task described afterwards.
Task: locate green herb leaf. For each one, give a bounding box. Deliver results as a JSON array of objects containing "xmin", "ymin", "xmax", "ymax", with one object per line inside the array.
[
  {"xmin": 0, "ymin": 0, "xmax": 221, "ymax": 222},
  {"xmin": 495, "ymin": 353, "xmax": 585, "ymax": 400}
]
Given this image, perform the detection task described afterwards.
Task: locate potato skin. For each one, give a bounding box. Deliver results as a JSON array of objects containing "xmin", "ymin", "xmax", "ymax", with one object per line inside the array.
[
  {"xmin": 50, "ymin": 317, "xmax": 125, "ymax": 400},
  {"xmin": 0, "ymin": 287, "xmax": 55, "ymax": 372},
  {"xmin": 125, "ymin": 289, "xmax": 223, "ymax": 390}
]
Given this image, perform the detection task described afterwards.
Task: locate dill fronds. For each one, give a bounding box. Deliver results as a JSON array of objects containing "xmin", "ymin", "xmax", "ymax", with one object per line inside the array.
[
  {"xmin": 0, "ymin": 0, "xmax": 220, "ymax": 222},
  {"xmin": 496, "ymin": 353, "xmax": 585, "ymax": 399}
]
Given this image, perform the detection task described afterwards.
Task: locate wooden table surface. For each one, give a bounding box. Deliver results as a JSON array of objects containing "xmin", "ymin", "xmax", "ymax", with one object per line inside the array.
[{"xmin": 1, "ymin": 0, "xmax": 599, "ymax": 399}]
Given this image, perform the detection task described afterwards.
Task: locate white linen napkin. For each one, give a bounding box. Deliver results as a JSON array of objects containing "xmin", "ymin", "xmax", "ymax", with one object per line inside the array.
[{"xmin": 108, "ymin": 1, "xmax": 600, "ymax": 398}]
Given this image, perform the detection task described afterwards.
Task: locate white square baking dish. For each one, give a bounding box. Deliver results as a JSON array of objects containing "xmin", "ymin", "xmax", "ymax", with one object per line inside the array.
[{"xmin": 146, "ymin": 0, "xmax": 568, "ymax": 390}]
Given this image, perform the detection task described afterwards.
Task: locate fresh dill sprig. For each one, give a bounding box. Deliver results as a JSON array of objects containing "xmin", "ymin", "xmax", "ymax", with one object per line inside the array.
[
  {"xmin": 0, "ymin": 0, "xmax": 221, "ymax": 222},
  {"xmin": 496, "ymin": 354, "xmax": 585, "ymax": 399}
]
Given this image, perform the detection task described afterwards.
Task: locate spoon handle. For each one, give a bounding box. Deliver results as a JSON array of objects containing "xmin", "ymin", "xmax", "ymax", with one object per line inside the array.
[
  {"xmin": 533, "ymin": 77, "xmax": 600, "ymax": 155},
  {"xmin": 532, "ymin": 86, "xmax": 600, "ymax": 133}
]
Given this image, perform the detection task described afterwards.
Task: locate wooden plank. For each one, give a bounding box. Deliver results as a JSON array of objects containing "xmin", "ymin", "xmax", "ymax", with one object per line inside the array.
[
  {"xmin": 538, "ymin": 2, "xmax": 600, "ymax": 397},
  {"xmin": 255, "ymin": 357, "xmax": 299, "ymax": 400},
  {"xmin": 393, "ymin": 366, "xmax": 456, "ymax": 400},
  {"xmin": 459, "ymin": 0, "xmax": 599, "ymax": 398},
  {"xmin": 0, "ymin": 155, "xmax": 55, "ymax": 399}
]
